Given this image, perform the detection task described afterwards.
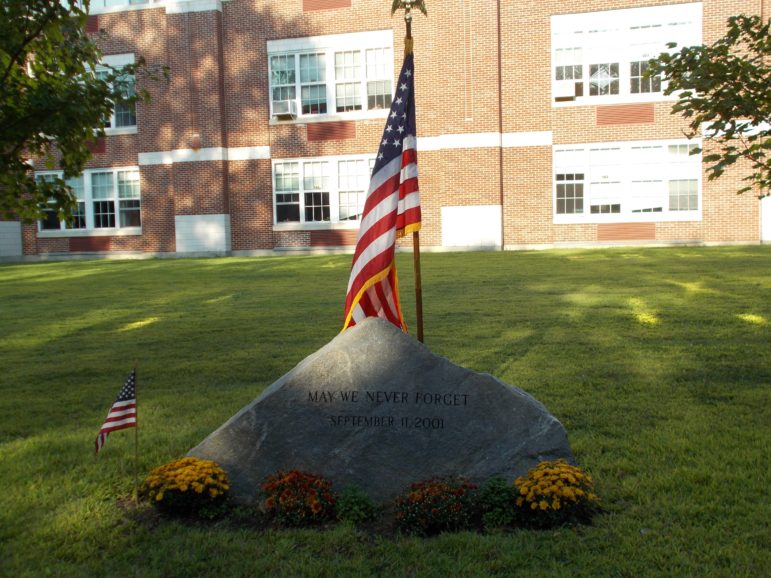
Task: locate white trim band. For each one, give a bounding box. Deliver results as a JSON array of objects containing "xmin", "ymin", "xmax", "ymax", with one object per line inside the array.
[
  {"xmin": 136, "ymin": 131, "xmax": 553, "ymax": 166},
  {"xmin": 138, "ymin": 145, "xmax": 271, "ymax": 165},
  {"xmin": 419, "ymin": 131, "xmax": 552, "ymax": 151}
]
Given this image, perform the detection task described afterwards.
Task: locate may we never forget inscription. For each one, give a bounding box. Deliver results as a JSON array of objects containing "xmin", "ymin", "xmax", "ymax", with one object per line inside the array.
[
  {"xmin": 189, "ymin": 318, "xmax": 574, "ymax": 502},
  {"xmin": 310, "ymin": 389, "xmax": 470, "ymax": 430}
]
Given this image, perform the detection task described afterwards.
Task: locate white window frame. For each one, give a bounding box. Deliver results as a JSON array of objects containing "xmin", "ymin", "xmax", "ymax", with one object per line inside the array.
[
  {"xmin": 97, "ymin": 53, "xmax": 138, "ymax": 135},
  {"xmin": 553, "ymin": 138, "xmax": 702, "ymax": 224},
  {"xmin": 272, "ymin": 154, "xmax": 376, "ymax": 230},
  {"xmin": 85, "ymin": 1, "xmax": 210, "ymax": 14},
  {"xmin": 267, "ymin": 30, "xmax": 394, "ymax": 124},
  {"xmin": 551, "ymin": 2, "xmax": 702, "ymax": 107},
  {"xmin": 36, "ymin": 167, "xmax": 142, "ymax": 237}
]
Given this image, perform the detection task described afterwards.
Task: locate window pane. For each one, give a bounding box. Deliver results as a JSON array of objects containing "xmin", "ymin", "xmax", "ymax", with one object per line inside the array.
[
  {"xmin": 270, "ymin": 54, "xmax": 295, "ymax": 86},
  {"xmin": 276, "ymin": 204, "xmax": 300, "ymax": 222},
  {"xmin": 275, "ymin": 163, "xmax": 299, "ymax": 192},
  {"xmin": 300, "ymin": 53, "xmax": 326, "ymax": 83},
  {"xmin": 555, "ymin": 174, "xmax": 584, "ymax": 214},
  {"xmin": 93, "ymin": 200, "xmax": 116, "ymax": 228},
  {"xmin": 65, "ymin": 176, "xmax": 84, "ymax": 200},
  {"xmin": 119, "ymin": 199, "xmax": 141, "ymax": 227},
  {"xmin": 336, "ymin": 83, "xmax": 361, "ymax": 112},
  {"xmin": 669, "ymin": 179, "xmax": 698, "ymax": 211},
  {"xmin": 589, "ymin": 63, "xmax": 619, "ymax": 95},
  {"xmin": 366, "ymin": 48, "xmax": 391, "ymax": 79},
  {"xmin": 304, "ymin": 192, "xmax": 330, "ymax": 222},
  {"xmin": 272, "ymin": 86, "xmax": 296, "ymax": 101},
  {"xmin": 40, "ymin": 206, "xmax": 60, "ymax": 230},
  {"xmin": 630, "ymin": 60, "xmax": 661, "ymax": 94},
  {"xmin": 335, "ymin": 51, "xmax": 360, "ymax": 81},
  {"xmin": 117, "ymin": 170, "xmax": 140, "ymax": 199},
  {"xmin": 114, "ymin": 75, "xmax": 136, "ymax": 127},
  {"xmin": 367, "ymin": 80, "xmax": 391, "ymax": 110},
  {"xmin": 95, "ymin": 70, "xmax": 112, "ymax": 128},
  {"xmin": 303, "ymin": 162, "xmax": 329, "ymax": 191},
  {"xmin": 338, "ymin": 159, "xmax": 367, "ymax": 221},
  {"xmin": 91, "ymin": 172, "xmax": 114, "ymax": 199},
  {"xmin": 301, "ymin": 84, "xmax": 327, "ymax": 114},
  {"xmin": 66, "ymin": 202, "xmax": 87, "ymax": 230}
]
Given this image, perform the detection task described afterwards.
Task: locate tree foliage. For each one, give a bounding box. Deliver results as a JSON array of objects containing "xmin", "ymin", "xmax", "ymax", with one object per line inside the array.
[
  {"xmin": 0, "ymin": 0, "xmax": 146, "ymax": 222},
  {"xmin": 648, "ymin": 15, "xmax": 770, "ymax": 198}
]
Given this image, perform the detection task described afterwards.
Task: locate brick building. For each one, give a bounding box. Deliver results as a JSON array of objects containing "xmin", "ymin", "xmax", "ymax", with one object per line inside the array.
[{"xmin": 2, "ymin": 0, "xmax": 769, "ymax": 259}]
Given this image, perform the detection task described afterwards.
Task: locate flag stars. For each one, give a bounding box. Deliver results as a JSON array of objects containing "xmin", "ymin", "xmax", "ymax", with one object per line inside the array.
[
  {"xmin": 397, "ymin": 125, "xmax": 405, "ymax": 134},
  {"xmin": 392, "ymin": 139, "xmax": 401, "ymax": 148},
  {"xmin": 382, "ymin": 138, "xmax": 389, "ymax": 147},
  {"xmin": 390, "ymin": 111, "xmax": 398, "ymax": 119},
  {"xmin": 405, "ymin": 69, "xmax": 412, "ymax": 77},
  {"xmin": 385, "ymin": 124, "xmax": 393, "ymax": 133},
  {"xmin": 395, "ymin": 97, "xmax": 403, "ymax": 105},
  {"xmin": 400, "ymin": 82, "xmax": 408, "ymax": 92}
]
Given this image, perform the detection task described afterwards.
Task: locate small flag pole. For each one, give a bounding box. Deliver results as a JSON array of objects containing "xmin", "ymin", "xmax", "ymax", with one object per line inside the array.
[
  {"xmin": 132, "ymin": 364, "xmax": 139, "ymax": 505},
  {"xmin": 395, "ymin": 0, "xmax": 426, "ymax": 343}
]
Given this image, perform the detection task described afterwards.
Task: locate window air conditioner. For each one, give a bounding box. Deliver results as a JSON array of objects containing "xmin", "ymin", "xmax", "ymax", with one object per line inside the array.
[
  {"xmin": 553, "ymin": 80, "xmax": 579, "ymax": 102},
  {"xmin": 272, "ymin": 100, "xmax": 298, "ymax": 120}
]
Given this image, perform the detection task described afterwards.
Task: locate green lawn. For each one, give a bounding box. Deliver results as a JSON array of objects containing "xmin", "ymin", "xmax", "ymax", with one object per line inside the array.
[{"xmin": 0, "ymin": 246, "xmax": 769, "ymax": 577}]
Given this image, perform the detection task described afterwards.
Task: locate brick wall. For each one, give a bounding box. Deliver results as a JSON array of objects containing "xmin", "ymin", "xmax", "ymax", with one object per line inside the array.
[{"xmin": 20, "ymin": 0, "xmax": 766, "ymax": 257}]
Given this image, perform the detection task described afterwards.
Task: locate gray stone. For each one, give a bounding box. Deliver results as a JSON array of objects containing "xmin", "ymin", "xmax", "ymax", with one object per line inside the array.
[{"xmin": 188, "ymin": 318, "xmax": 574, "ymax": 502}]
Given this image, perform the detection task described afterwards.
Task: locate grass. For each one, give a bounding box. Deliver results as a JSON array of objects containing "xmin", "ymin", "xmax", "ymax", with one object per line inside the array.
[{"xmin": 0, "ymin": 246, "xmax": 769, "ymax": 577}]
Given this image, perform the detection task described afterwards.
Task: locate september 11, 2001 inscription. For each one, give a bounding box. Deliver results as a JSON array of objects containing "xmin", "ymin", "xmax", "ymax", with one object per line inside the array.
[{"xmin": 307, "ymin": 389, "xmax": 471, "ymax": 430}]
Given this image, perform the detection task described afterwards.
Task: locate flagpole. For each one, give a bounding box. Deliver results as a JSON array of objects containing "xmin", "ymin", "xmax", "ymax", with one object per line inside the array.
[{"xmin": 399, "ymin": 0, "xmax": 425, "ymax": 343}]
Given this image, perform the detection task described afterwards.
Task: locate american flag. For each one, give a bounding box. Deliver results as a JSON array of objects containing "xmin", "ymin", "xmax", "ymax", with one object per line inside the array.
[
  {"xmin": 343, "ymin": 52, "xmax": 421, "ymax": 331},
  {"xmin": 95, "ymin": 370, "xmax": 137, "ymax": 454}
]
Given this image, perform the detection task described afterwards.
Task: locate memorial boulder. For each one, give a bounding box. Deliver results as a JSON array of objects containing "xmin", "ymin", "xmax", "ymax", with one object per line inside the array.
[{"xmin": 188, "ymin": 318, "xmax": 574, "ymax": 502}]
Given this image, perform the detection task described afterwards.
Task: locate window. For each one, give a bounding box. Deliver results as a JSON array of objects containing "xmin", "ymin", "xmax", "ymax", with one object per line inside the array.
[
  {"xmin": 97, "ymin": 54, "xmax": 137, "ymax": 132},
  {"xmin": 338, "ymin": 159, "xmax": 369, "ymax": 221},
  {"xmin": 267, "ymin": 31, "xmax": 393, "ymax": 121},
  {"xmin": 630, "ymin": 60, "xmax": 661, "ymax": 94},
  {"xmin": 302, "ymin": 162, "xmax": 330, "ymax": 221},
  {"xmin": 588, "ymin": 63, "xmax": 619, "ymax": 96},
  {"xmin": 36, "ymin": 168, "xmax": 141, "ymax": 233},
  {"xmin": 274, "ymin": 162, "xmax": 300, "ymax": 222},
  {"xmin": 555, "ymin": 174, "xmax": 584, "ymax": 214},
  {"xmin": 366, "ymin": 48, "xmax": 392, "ymax": 110},
  {"xmin": 553, "ymin": 139, "xmax": 701, "ymax": 223},
  {"xmin": 669, "ymin": 180, "xmax": 698, "ymax": 211},
  {"xmin": 300, "ymin": 53, "xmax": 327, "ymax": 115},
  {"xmin": 551, "ymin": 3, "xmax": 702, "ymax": 105},
  {"xmin": 85, "ymin": 1, "xmax": 155, "ymax": 11},
  {"xmin": 335, "ymin": 51, "xmax": 361, "ymax": 112},
  {"xmin": 273, "ymin": 155, "xmax": 375, "ymax": 226}
]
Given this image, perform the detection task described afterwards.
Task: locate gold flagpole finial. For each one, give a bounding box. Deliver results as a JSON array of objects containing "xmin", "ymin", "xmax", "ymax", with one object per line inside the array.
[
  {"xmin": 391, "ymin": 0, "xmax": 427, "ymax": 17},
  {"xmin": 391, "ymin": 1, "xmax": 426, "ymax": 51}
]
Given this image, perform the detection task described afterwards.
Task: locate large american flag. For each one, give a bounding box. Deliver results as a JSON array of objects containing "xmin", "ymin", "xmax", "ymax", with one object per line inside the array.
[
  {"xmin": 343, "ymin": 52, "xmax": 421, "ymax": 331},
  {"xmin": 95, "ymin": 370, "xmax": 137, "ymax": 454}
]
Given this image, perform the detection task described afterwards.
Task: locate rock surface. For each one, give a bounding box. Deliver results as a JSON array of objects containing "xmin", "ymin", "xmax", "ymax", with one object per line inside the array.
[{"xmin": 188, "ymin": 318, "xmax": 574, "ymax": 502}]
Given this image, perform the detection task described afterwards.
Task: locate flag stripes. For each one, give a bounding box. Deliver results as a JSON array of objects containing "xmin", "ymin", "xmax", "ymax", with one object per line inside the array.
[
  {"xmin": 343, "ymin": 53, "xmax": 421, "ymax": 332},
  {"xmin": 95, "ymin": 370, "xmax": 137, "ymax": 454}
]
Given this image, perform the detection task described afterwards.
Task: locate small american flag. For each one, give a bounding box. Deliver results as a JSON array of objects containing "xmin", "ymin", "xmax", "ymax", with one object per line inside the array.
[
  {"xmin": 343, "ymin": 52, "xmax": 421, "ymax": 331},
  {"xmin": 95, "ymin": 370, "xmax": 137, "ymax": 454}
]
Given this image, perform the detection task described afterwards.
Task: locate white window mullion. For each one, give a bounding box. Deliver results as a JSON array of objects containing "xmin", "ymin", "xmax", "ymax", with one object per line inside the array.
[
  {"xmin": 359, "ymin": 49, "xmax": 368, "ymax": 113},
  {"xmin": 330, "ymin": 162, "xmax": 340, "ymax": 223},
  {"xmin": 299, "ymin": 161, "xmax": 307, "ymax": 224},
  {"xmin": 326, "ymin": 51, "xmax": 336, "ymax": 114},
  {"xmin": 84, "ymin": 172, "xmax": 94, "ymax": 230},
  {"xmin": 112, "ymin": 171, "xmax": 120, "ymax": 228}
]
